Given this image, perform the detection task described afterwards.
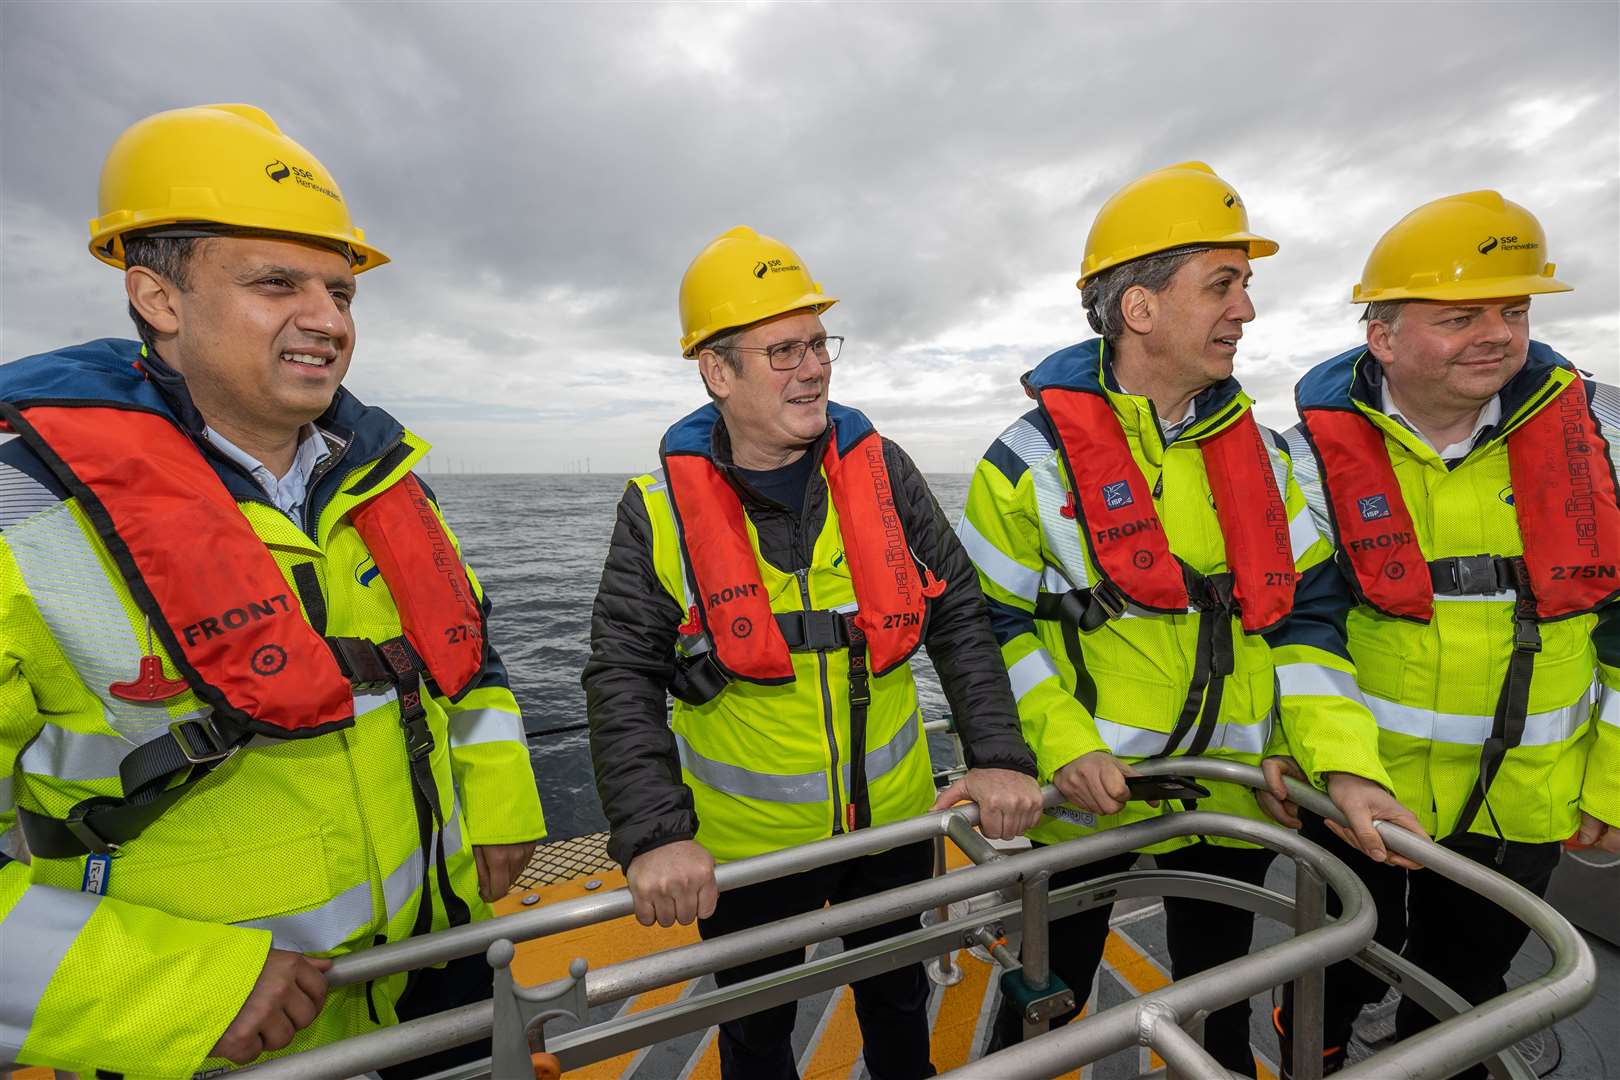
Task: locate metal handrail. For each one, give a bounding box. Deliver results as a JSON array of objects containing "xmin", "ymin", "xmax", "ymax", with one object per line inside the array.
[
  {"xmin": 949, "ymin": 759, "xmax": 1600, "ymax": 1080},
  {"xmin": 233, "ymin": 757, "xmax": 1597, "ymax": 1080},
  {"xmin": 239, "ymin": 807, "xmax": 1375, "ymax": 1079}
]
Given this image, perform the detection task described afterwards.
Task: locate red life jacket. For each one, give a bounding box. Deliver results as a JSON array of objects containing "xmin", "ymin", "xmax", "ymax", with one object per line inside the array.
[
  {"xmin": 1299, "ymin": 376, "xmax": 1620, "ymax": 621},
  {"xmin": 0, "ymin": 404, "xmax": 484, "ymax": 738},
  {"xmin": 1035, "ymin": 387, "xmax": 1296, "ymax": 633},
  {"xmin": 660, "ymin": 405, "xmax": 943, "ymax": 682}
]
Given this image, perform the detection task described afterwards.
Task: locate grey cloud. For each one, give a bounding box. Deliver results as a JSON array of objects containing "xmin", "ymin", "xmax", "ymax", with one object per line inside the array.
[{"xmin": 3, "ymin": 0, "xmax": 1615, "ymax": 471}]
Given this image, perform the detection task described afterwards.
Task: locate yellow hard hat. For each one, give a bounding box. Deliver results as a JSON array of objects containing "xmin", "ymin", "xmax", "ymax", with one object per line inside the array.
[
  {"xmin": 1352, "ymin": 190, "xmax": 1570, "ymax": 304},
  {"xmin": 678, "ymin": 226, "xmax": 837, "ymax": 356},
  {"xmin": 1077, "ymin": 161, "xmax": 1278, "ymax": 286},
  {"xmin": 88, "ymin": 104, "xmax": 387, "ymax": 273}
]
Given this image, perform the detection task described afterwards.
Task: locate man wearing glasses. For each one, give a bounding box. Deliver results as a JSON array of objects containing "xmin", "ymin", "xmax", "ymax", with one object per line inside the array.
[{"xmin": 583, "ymin": 226, "xmax": 1043, "ymax": 1079}]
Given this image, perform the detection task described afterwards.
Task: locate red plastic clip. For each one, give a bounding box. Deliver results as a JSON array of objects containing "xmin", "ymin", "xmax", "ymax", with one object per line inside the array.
[
  {"xmin": 1060, "ymin": 491, "xmax": 1077, "ymax": 519},
  {"xmin": 920, "ymin": 569, "xmax": 947, "ymax": 598},
  {"xmin": 846, "ymin": 804, "xmax": 857, "ymax": 831},
  {"xmin": 109, "ymin": 654, "xmax": 188, "ymax": 703},
  {"xmin": 676, "ymin": 605, "xmax": 701, "ymax": 636}
]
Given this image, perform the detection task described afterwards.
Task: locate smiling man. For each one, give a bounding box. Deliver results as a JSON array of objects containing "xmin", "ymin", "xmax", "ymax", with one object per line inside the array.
[
  {"xmin": 0, "ymin": 105, "xmax": 544, "ymax": 1078},
  {"xmin": 583, "ymin": 226, "xmax": 1043, "ymax": 1080},
  {"xmin": 1275, "ymin": 191, "xmax": 1620, "ymax": 1077},
  {"xmin": 957, "ymin": 163, "xmax": 1417, "ymax": 1072}
]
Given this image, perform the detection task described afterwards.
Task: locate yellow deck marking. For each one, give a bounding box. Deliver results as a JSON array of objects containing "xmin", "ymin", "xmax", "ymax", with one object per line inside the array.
[
  {"xmin": 1257, "ymin": 1059, "xmax": 1280, "ymax": 1080},
  {"xmin": 1103, "ymin": 928, "xmax": 1170, "ymax": 1070},
  {"xmin": 800, "ymin": 984, "xmax": 862, "ymax": 1078}
]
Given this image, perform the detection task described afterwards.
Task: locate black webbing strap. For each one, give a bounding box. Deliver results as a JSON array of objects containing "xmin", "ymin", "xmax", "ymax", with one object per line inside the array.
[
  {"xmin": 364, "ymin": 635, "xmax": 472, "ymax": 933},
  {"xmin": 291, "ymin": 561, "xmax": 328, "ymax": 635},
  {"xmin": 844, "ymin": 616, "xmax": 873, "ymax": 831},
  {"xmin": 1033, "ymin": 579, "xmax": 1128, "ymax": 633},
  {"xmin": 1447, "ymin": 557, "xmax": 1540, "ymax": 850},
  {"xmin": 18, "ymin": 715, "xmax": 245, "ymax": 858},
  {"xmin": 668, "ymin": 609, "xmax": 853, "ymax": 705},
  {"xmin": 1155, "ymin": 570, "xmax": 1237, "ymax": 761}
]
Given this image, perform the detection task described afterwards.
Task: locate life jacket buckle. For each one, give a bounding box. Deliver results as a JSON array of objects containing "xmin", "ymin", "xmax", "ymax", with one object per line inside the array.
[
  {"xmin": 1432, "ymin": 554, "xmax": 1507, "ymax": 596},
  {"xmin": 1089, "ymin": 580, "xmax": 1128, "ymax": 621},
  {"xmin": 64, "ymin": 798, "xmax": 123, "ymax": 856},
  {"xmin": 169, "ymin": 718, "xmax": 235, "ymax": 764}
]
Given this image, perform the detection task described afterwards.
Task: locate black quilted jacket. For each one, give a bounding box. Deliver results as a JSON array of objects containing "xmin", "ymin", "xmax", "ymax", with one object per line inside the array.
[{"xmin": 582, "ymin": 417, "xmax": 1037, "ymax": 870}]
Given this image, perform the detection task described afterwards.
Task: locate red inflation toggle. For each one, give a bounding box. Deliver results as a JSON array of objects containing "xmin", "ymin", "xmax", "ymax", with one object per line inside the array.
[
  {"xmin": 920, "ymin": 570, "xmax": 947, "ymax": 598},
  {"xmin": 109, "ymin": 654, "xmax": 189, "ymax": 702},
  {"xmin": 1060, "ymin": 490, "xmax": 1077, "ymax": 519},
  {"xmin": 677, "ymin": 605, "xmax": 701, "ymax": 637}
]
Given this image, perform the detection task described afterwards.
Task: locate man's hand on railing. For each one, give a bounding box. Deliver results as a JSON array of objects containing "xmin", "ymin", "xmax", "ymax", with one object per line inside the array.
[
  {"xmin": 1323, "ymin": 771, "xmax": 1428, "ymax": 870},
  {"xmin": 475, "ymin": 841, "xmax": 540, "ymax": 902},
  {"xmin": 1053, "ymin": 751, "xmax": 1137, "ymax": 817},
  {"xmin": 1257, "ymin": 755, "xmax": 1307, "ymax": 829},
  {"xmin": 626, "ymin": 839, "xmax": 719, "ymax": 927},
  {"xmin": 1570, "ymin": 811, "xmax": 1620, "ymax": 854},
  {"xmin": 1260, "ymin": 756, "xmax": 1428, "ymax": 869},
  {"xmin": 930, "ymin": 767, "xmax": 1045, "ymax": 839},
  {"xmin": 211, "ymin": 949, "xmax": 331, "ymax": 1064}
]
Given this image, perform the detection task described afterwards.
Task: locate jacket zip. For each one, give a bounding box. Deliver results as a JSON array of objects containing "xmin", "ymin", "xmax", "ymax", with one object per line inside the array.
[{"xmin": 798, "ymin": 566, "xmax": 844, "ymax": 836}]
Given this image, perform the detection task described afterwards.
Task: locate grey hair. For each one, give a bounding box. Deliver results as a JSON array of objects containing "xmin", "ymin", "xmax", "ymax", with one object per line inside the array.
[
  {"xmin": 696, "ymin": 327, "xmax": 747, "ymax": 401},
  {"xmin": 1360, "ymin": 300, "xmax": 1405, "ymax": 329},
  {"xmin": 1080, "ymin": 247, "xmax": 1205, "ymax": 339},
  {"xmin": 122, "ymin": 235, "xmax": 200, "ymax": 351}
]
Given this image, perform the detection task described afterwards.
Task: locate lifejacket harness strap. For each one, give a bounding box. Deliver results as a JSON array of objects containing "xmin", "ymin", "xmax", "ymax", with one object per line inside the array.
[
  {"xmin": 669, "ymin": 610, "xmax": 881, "ymax": 833},
  {"xmin": 1038, "ymin": 562, "xmax": 1239, "ymax": 764},
  {"xmin": 1445, "ymin": 556, "xmax": 1541, "ymax": 850},
  {"xmin": 670, "ymin": 608, "xmax": 855, "ymax": 705}
]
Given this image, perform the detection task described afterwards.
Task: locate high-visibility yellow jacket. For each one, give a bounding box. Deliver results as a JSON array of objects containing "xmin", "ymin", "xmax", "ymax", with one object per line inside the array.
[
  {"xmin": 0, "ymin": 340, "xmax": 545, "ymax": 1078},
  {"xmin": 583, "ymin": 405, "xmax": 1036, "ymax": 870},
  {"xmin": 1287, "ymin": 342, "xmax": 1620, "ymax": 842},
  {"xmin": 960, "ymin": 340, "xmax": 1390, "ymax": 851}
]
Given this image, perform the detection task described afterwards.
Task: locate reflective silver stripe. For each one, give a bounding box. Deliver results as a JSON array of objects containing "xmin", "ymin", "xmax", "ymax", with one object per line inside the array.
[
  {"xmin": 0, "ymin": 886, "xmax": 101, "ymax": 1056},
  {"xmin": 1288, "ymin": 507, "xmax": 1319, "ymax": 561},
  {"xmin": 840, "ymin": 711, "xmax": 922, "ymax": 792},
  {"xmin": 237, "ymin": 875, "xmax": 373, "ymax": 952},
  {"xmin": 0, "ymin": 460, "xmax": 60, "ymax": 529},
  {"xmin": 1093, "ymin": 713, "xmax": 1269, "ymax": 758},
  {"xmin": 20, "ymin": 724, "xmax": 153, "ymax": 782},
  {"xmin": 645, "ymin": 467, "xmax": 667, "ymax": 494},
  {"xmin": 241, "ymin": 799, "xmax": 465, "ymax": 951},
  {"xmin": 1284, "ymin": 424, "xmax": 1333, "ymax": 542},
  {"xmin": 998, "ymin": 418, "xmax": 1053, "ymax": 468},
  {"xmin": 1435, "ymin": 590, "xmax": 1517, "ymax": 604},
  {"xmin": 354, "ymin": 688, "xmax": 397, "ymax": 717},
  {"xmin": 449, "ymin": 707, "xmax": 525, "ymax": 748},
  {"xmin": 1365, "ymin": 682, "xmax": 1596, "ymax": 747},
  {"xmin": 0, "ymin": 826, "xmax": 18, "ymax": 860},
  {"xmin": 5, "ymin": 502, "xmax": 179, "ymax": 739},
  {"xmin": 1030, "ymin": 456, "xmax": 1093, "ymax": 590},
  {"xmin": 1276, "ymin": 663, "xmax": 1363, "ymax": 702},
  {"xmin": 1091, "ymin": 717, "xmax": 1173, "ymax": 758},
  {"xmin": 1597, "ymin": 686, "xmax": 1619, "ymax": 730},
  {"xmin": 675, "ymin": 732, "xmax": 831, "ymax": 804},
  {"xmin": 1008, "ymin": 649, "xmax": 1059, "ymax": 700},
  {"xmin": 956, "ymin": 516, "xmax": 1040, "ymax": 602},
  {"xmin": 1040, "ymin": 566, "xmax": 1072, "ymax": 594}
]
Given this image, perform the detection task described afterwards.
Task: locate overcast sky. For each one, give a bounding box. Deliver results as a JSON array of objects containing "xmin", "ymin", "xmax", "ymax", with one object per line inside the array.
[{"xmin": 3, "ymin": 1, "xmax": 1616, "ymax": 474}]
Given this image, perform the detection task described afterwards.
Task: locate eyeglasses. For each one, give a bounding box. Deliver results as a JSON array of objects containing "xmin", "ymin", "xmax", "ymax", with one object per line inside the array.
[{"xmin": 723, "ymin": 335, "xmax": 844, "ymax": 371}]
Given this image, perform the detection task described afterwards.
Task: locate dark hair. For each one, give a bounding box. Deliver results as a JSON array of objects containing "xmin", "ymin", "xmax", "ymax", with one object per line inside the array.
[
  {"xmin": 122, "ymin": 235, "xmax": 199, "ymax": 350},
  {"xmin": 1361, "ymin": 300, "xmax": 1405, "ymax": 328},
  {"xmin": 1079, "ymin": 246, "xmax": 1205, "ymax": 340}
]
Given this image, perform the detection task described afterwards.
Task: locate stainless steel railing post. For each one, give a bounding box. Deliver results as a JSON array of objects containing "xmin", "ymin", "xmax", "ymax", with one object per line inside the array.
[
  {"xmin": 1019, "ymin": 869, "xmax": 1051, "ymax": 992},
  {"xmin": 1291, "ymin": 861, "xmax": 1328, "ymax": 1080},
  {"xmin": 931, "ymin": 833, "xmax": 958, "ymax": 983}
]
